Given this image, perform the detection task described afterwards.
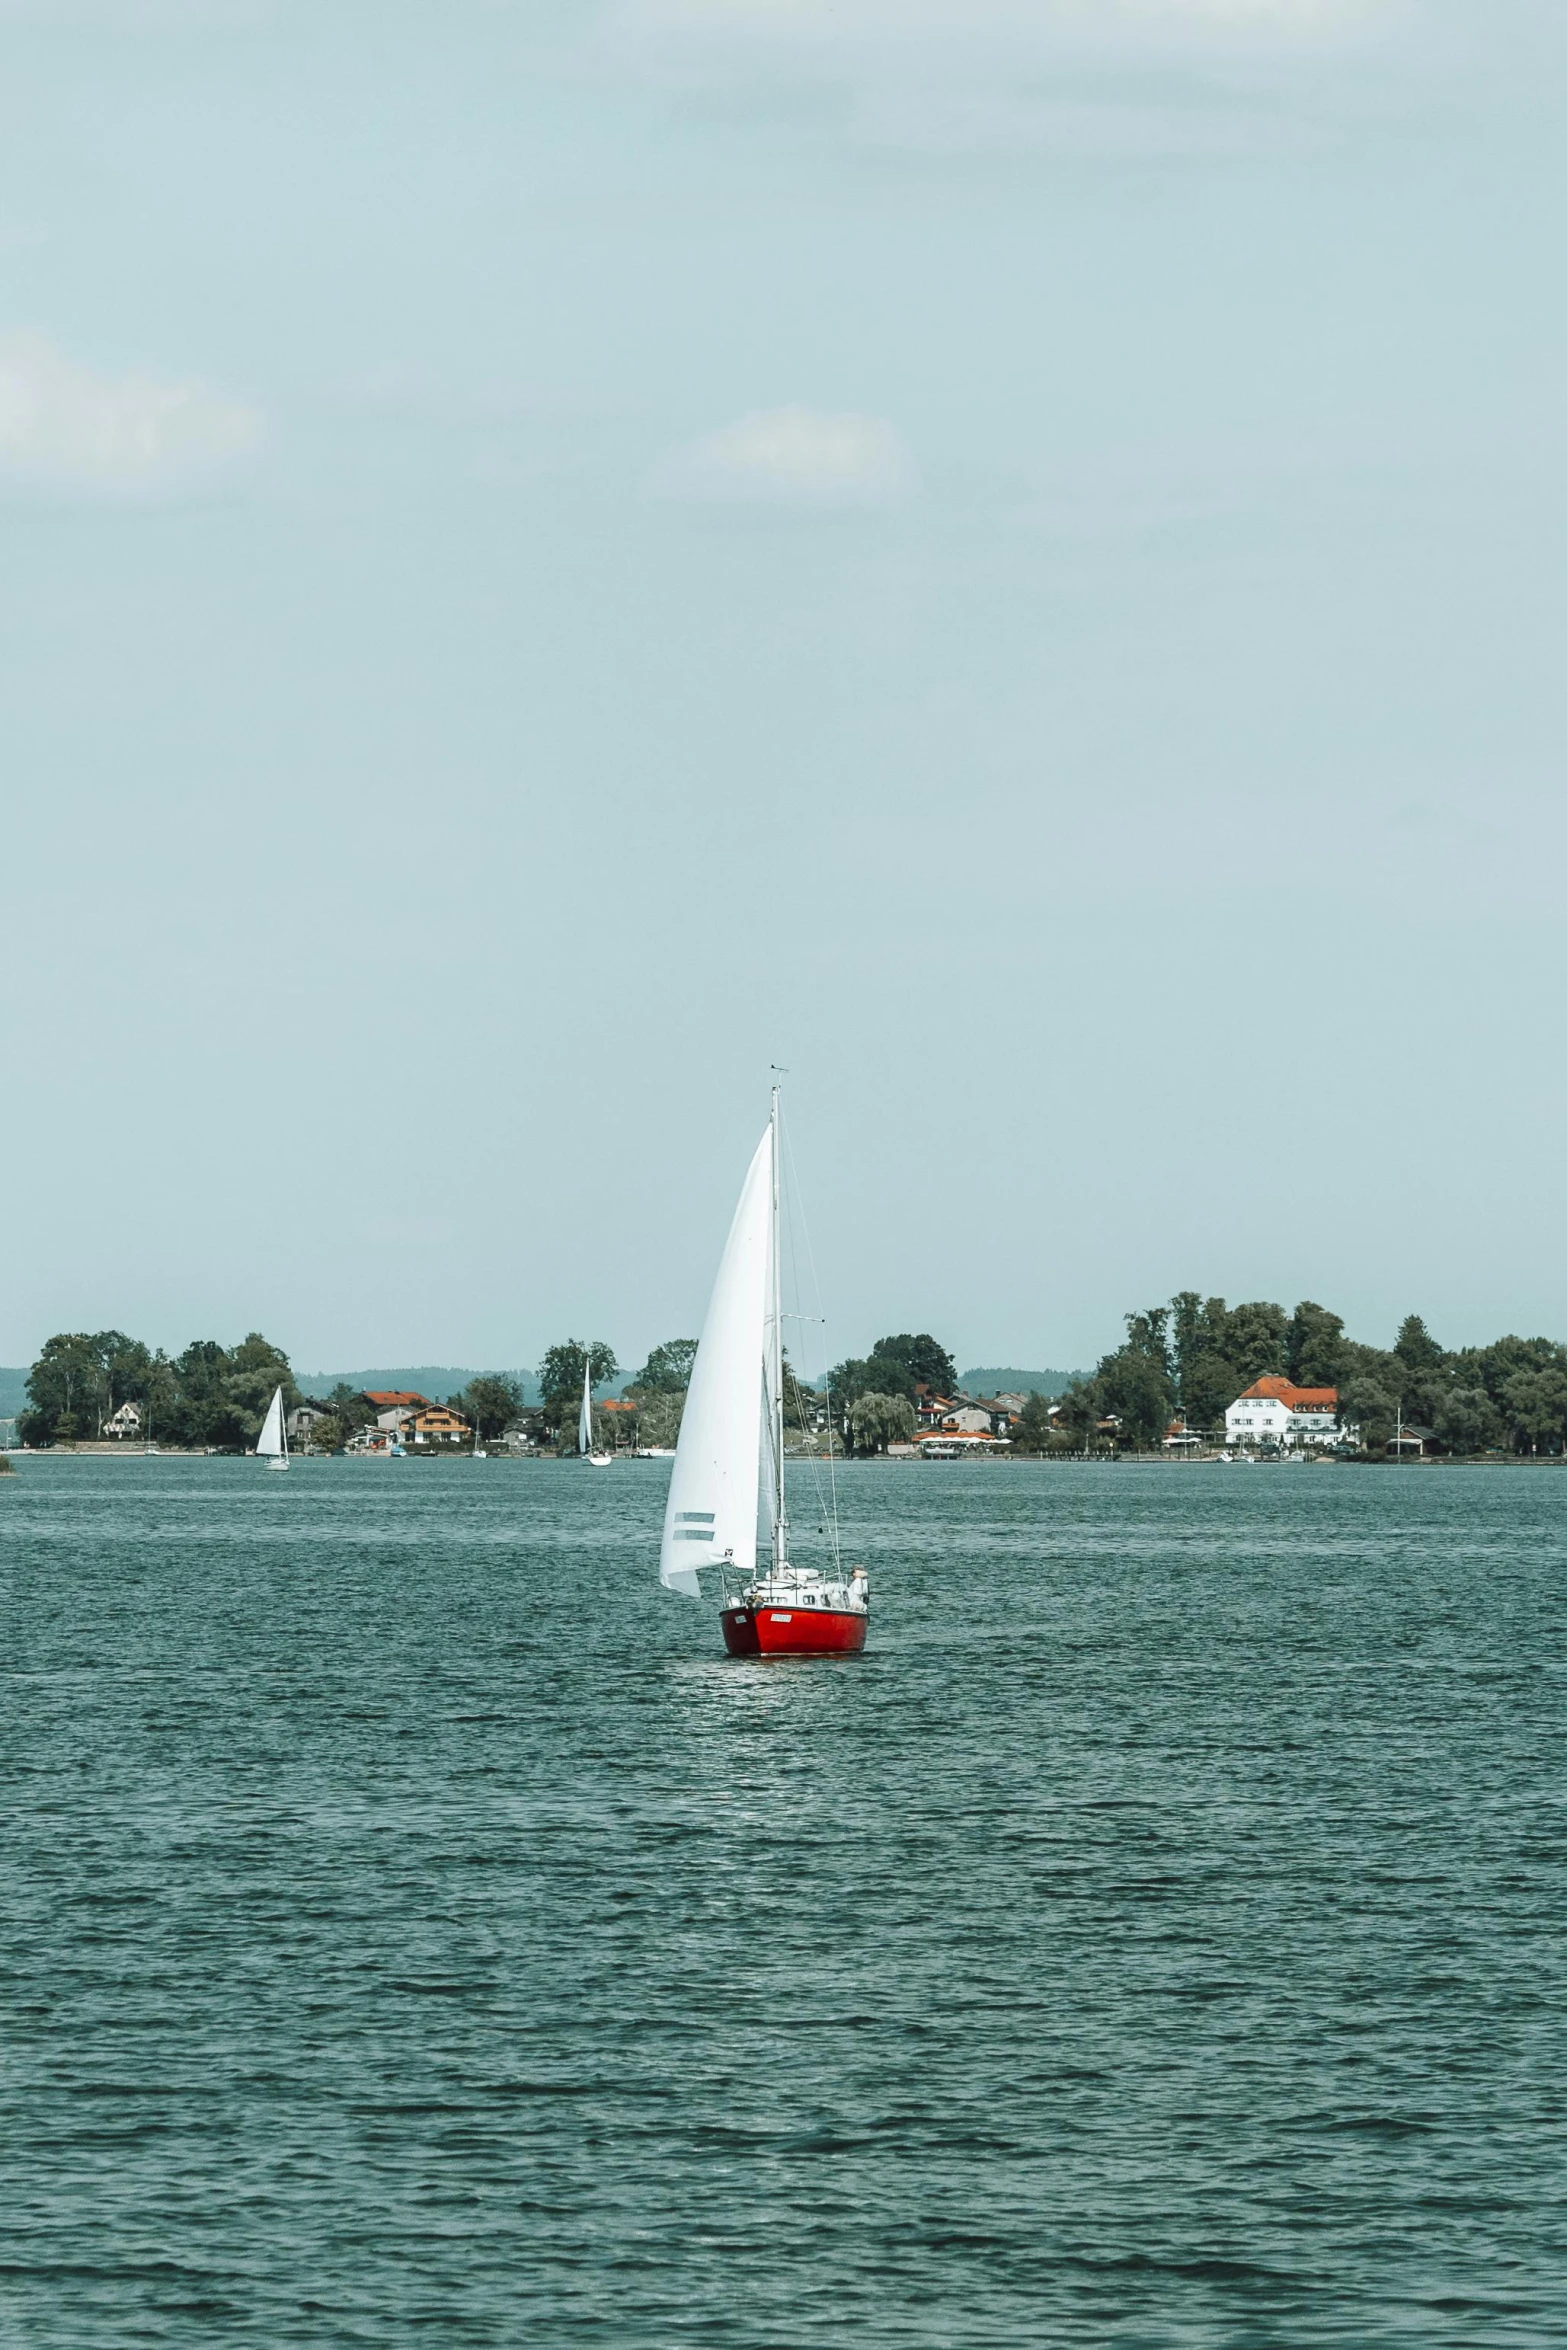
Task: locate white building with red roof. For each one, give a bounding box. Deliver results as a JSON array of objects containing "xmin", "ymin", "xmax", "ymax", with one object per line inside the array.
[{"xmin": 1225, "ymin": 1375, "xmax": 1340, "ymax": 1449}]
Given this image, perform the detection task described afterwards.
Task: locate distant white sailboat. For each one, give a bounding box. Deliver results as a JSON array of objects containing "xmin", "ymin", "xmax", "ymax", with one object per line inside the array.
[
  {"xmin": 257, "ymin": 1384, "xmax": 290, "ymax": 1472},
  {"xmin": 580, "ymin": 1353, "xmax": 613, "ymax": 1466}
]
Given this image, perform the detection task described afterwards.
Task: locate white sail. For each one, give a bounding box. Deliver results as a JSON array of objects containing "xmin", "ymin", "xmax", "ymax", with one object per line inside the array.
[
  {"xmin": 257, "ymin": 1385, "xmax": 286, "ymax": 1459},
  {"xmin": 659, "ymin": 1125, "xmax": 772, "ymax": 1598},
  {"xmin": 761, "ymin": 1222, "xmax": 782, "ymax": 1554},
  {"xmin": 579, "ymin": 1355, "xmax": 593, "ymax": 1456}
]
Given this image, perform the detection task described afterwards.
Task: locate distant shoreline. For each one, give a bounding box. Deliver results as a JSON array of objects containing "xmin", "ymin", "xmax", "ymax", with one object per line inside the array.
[{"xmin": 7, "ymin": 1445, "xmax": 1563, "ymax": 1471}]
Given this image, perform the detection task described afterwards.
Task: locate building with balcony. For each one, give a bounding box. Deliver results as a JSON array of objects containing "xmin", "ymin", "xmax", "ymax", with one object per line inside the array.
[{"xmin": 1224, "ymin": 1376, "xmax": 1340, "ymax": 1449}]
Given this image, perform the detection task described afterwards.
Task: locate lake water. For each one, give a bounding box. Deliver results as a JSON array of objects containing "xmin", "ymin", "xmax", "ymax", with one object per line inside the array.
[{"xmin": 2, "ymin": 1456, "xmax": 1563, "ymax": 2347}]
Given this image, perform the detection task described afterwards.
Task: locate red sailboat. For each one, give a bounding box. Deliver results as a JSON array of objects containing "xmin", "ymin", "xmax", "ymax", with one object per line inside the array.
[{"xmin": 659, "ymin": 1089, "xmax": 868, "ymax": 1658}]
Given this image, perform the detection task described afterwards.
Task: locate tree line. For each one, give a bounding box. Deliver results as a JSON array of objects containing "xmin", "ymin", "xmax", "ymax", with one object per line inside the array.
[
  {"xmin": 57, "ymin": 1306, "xmax": 1552, "ymax": 1462},
  {"xmin": 825, "ymin": 1332, "xmax": 958, "ymax": 1454},
  {"xmin": 1018, "ymin": 1294, "xmax": 1567, "ymax": 1457},
  {"xmin": 17, "ymin": 1331, "xmax": 530, "ymax": 1452},
  {"xmin": 16, "ymin": 1323, "xmax": 969, "ymax": 1457},
  {"xmin": 21, "ymin": 1331, "xmax": 301, "ymax": 1451},
  {"xmin": 532, "ymin": 1329, "xmax": 963, "ymax": 1456},
  {"xmin": 527, "ymin": 1338, "xmax": 688, "ymax": 1451}
]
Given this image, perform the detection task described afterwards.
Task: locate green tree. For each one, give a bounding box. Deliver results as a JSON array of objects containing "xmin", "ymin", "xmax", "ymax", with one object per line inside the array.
[
  {"xmin": 633, "ymin": 1339, "xmax": 698, "ymax": 1392},
  {"xmin": 538, "ymin": 1341, "xmax": 619, "ymax": 1432},
  {"xmin": 1124, "ymin": 1307, "xmax": 1171, "ymax": 1379},
  {"xmin": 142, "ymin": 1353, "xmax": 179, "ymax": 1445},
  {"xmin": 1466, "ymin": 1336, "xmax": 1560, "ymax": 1411},
  {"xmin": 222, "ymin": 1334, "xmax": 300, "ymax": 1449},
  {"xmin": 164, "ymin": 1333, "xmax": 296, "ymax": 1450},
  {"xmin": 21, "ymin": 1328, "xmax": 157, "ymax": 1442},
  {"xmin": 306, "ymin": 1414, "xmax": 345, "ymax": 1454},
  {"xmin": 784, "ymin": 1363, "xmax": 817, "ymax": 1437},
  {"xmin": 1168, "ymin": 1293, "xmax": 1250, "ymax": 1427},
  {"xmin": 170, "ymin": 1339, "xmax": 229, "ymax": 1447},
  {"xmin": 1341, "ymin": 1375, "xmax": 1396, "ymax": 1452},
  {"xmin": 1287, "ymin": 1302, "xmax": 1346, "ymax": 1388},
  {"xmin": 847, "ymin": 1392, "xmax": 917, "ymax": 1455},
  {"xmin": 22, "ymin": 1328, "xmax": 300, "ymax": 1451},
  {"xmin": 1011, "ymin": 1392, "xmax": 1057, "ymax": 1452},
  {"xmin": 1502, "ymin": 1366, "xmax": 1567, "ymax": 1456},
  {"xmin": 1219, "ymin": 1301, "xmax": 1288, "ymax": 1384},
  {"xmin": 1181, "ymin": 1351, "xmax": 1242, "ymax": 1434},
  {"xmin": 864, "ymin": 1350, "xmax": 918, "ymax": 1401},
  {"xmin": 827, "ymin": 1356, "xmax": 886, "ymax": 1410},
  {"xmin": 324, "ymin": 1383, "xmax": 374, "ymax": 1438},
  {"xmin": 631, "ymin": 1388, "xmax": 685, "ymax": 1448},
  {"xmin": 1170, "ymin": 1292, "xmax": 1207, "ymax": 1394},
  {"xmin": 1096, "ymin": 1348, "xmax": 1174, "ymax": 1448},
  {"xmin": 869, "ymin": 1332, "xmax": 957, "ymax": 1395},
  {"xmin": 1056, "ymin": 1378, "xmax": 1110, "ymax": 1449},
  {"xmin": 1395, "ymin": 1315, "xmax": 1445, "ymax": 1372},
  {"xmin": 21, "ymin": 1333, "xmax": 104, "ymax": 1443},
  {"xmin": 1339, "ymin": 1339, "xmax": 1406, "ymax": 1396},
  {"xmin": 459, "ymin": 1374, "xmax": 523, "ymax": 1442},
  {"xmin": 1433, "ymin": 1387, "xmax": 1501, "ymax": 1457}
]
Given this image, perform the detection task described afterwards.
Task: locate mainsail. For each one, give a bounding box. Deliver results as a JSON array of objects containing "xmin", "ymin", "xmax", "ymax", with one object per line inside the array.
[
  {"xmin": 257, "ymin": 1385, "xmax": 286, "ymax": 1460},
  {"xmin": 579, "ymin": 1355, "xmax": 593, "ymax": 1456},
  {"xmin": 659, "ymin": 1125, "xmax": 772, "ymax": 1597}
]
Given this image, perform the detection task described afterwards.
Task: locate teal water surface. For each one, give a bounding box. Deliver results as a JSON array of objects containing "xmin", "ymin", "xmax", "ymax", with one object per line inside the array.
[{"xmin": 2, "ymin": 1457, "xmax": 1563, "ymax": 2346}]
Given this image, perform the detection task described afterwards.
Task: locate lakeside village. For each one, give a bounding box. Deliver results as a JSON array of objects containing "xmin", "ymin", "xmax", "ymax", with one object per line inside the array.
[{"xmin": 12, "ymin": 1296, "xmax": 1567, "ymax": 1464}]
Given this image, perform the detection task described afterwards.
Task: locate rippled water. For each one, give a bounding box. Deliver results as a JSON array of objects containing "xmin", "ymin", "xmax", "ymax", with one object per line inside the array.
[{"xmin": 2, "ymin": 1456, "xmax": 1564, "ymax": 2346}]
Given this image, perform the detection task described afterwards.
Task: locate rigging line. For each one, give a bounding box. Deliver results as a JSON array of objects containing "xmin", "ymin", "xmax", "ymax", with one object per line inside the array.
[
  {"xmin": 777, "ymin": 1106, "xmax": 831, "ymax": 1545},
  {"xmin": 777, "ymin": 1115, "xmax": 829, "ymax": 1556},
  {"xmin": 779, "ymin": 1104, "xmax": 842, "ymax": 1572},
  {"xmin": 778, "ymin": 1110, "xmax": 837, "ymax": 1557},
  {"xmin": 772, "ymin": 1097, "xmax": 822, "ymax": 1568}
]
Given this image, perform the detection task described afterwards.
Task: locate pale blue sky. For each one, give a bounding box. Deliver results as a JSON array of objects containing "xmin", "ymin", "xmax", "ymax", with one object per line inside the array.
[{"xmin": 5, "ymin": 0, "xmax": 1566, "ymax": 1378}]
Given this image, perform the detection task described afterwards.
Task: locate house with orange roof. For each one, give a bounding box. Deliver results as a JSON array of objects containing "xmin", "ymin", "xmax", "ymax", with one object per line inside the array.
[
  {"xmin": 914, "ymin": 1385, "xmax": 958, "ymax": 1429},
  {"xmin": 1225, "ymin": 1375, "xmax": 1340, "ymax": 1450},
  {"xmin": 367, "ymin": 1391, "xmax": 473, "ymax": 1446}
]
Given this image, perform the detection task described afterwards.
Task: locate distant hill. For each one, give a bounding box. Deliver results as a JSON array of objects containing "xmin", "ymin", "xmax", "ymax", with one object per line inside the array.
[
  {"xmin": 960, "ymin": 1366, "xmax": 1084, "ymax": 1398},
  {"xmin": 297, "ymin": 1366, "xmax": 543, "ymax": 1405},
  {"xmin": 0, "ymin": 1368, "xmax": 28, "ymax": 1417}
]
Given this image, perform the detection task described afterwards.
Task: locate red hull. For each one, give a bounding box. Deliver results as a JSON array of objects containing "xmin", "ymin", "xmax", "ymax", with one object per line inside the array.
[{"xmin": 721, "ymin": 1604, "xmax": 867, "ymax": 1657}]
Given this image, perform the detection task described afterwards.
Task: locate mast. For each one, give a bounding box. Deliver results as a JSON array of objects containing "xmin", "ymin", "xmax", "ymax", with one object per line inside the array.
[{"xmin": 770, "ymin": 1084, "xmax": 786, "ymax": 1572}]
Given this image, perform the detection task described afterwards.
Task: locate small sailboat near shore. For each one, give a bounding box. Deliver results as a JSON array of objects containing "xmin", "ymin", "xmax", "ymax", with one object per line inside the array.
[
  {"xmin": 659, "ymin": 1088, "xmax": 868, "ymax": 1657},
  {"xmin": 257, "ymin": 1385, "xmax": 290, "ymax": 1472},
  {"xmin": 581, "ymin": 1355, "xmax": 613, "ymax": 1466}
]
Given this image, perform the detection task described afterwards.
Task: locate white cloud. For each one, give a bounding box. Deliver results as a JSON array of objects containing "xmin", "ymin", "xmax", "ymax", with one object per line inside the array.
[
  {"xmin": 0, "ymin": 333, "xmax": 263, "ymax": 496},
  {"xmin": 606, "ymin": 0, "xmax": 1420, "ymax": 152},
  {"xmin": 653, "ymin": 406, "xmax": 916, "ymax": 505},
  {"xmin": 609, "ymin": 0, "xmax": 1403, "ymax": 73}
]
